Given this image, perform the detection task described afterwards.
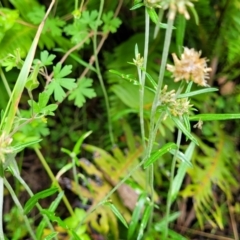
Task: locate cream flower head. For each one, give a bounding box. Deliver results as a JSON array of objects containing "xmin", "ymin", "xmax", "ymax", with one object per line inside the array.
[
  {"xmin": 167, "ymin": 47, "xmax": 212, "ymax": 87},
  {"xmin": 163, "ymin": 0, "xmax": 195, "ymax": 20},
  {"xmin": 145, "ymin": 0, "xmax": 195, "ymax": 20}
]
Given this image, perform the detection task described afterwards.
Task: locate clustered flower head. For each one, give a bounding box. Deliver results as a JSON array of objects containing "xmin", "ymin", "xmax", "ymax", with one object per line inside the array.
[
  {"xmin": 160, "ymin": 85, "xmax": 192, "ymax": 117},
  {"xmin": 133, "ymin": 53, "xmax": 144, "ymax": 68},
  {"xmin": 167, "ymin": 47, "xmax": 212, "ymax": 87},
  {"xmin": 144, "ymin": 0, "xmax": 196, "ymax": 20}
]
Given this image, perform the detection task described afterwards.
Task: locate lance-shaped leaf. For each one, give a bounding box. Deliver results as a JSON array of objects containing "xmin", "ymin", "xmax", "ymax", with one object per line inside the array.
[{"xmin": 144, "ymin": 142, "xmax": 178, "ymax": 168}]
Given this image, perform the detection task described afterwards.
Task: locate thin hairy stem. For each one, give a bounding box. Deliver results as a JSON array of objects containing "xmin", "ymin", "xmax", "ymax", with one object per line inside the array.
[
  {"xmin": 139, "ymin": 9, "xmax": 150, "ymax": 150},
  {"xmin": 150, "ymin": 17, "xmax": 174, "ymax": 134},
  {"xmin": 93, "ymin": 0, "xmax": 115, "ymax": 145},
  {"xmin": 75, "ymin": 0, "xmax": 79, "ymax": 10}
]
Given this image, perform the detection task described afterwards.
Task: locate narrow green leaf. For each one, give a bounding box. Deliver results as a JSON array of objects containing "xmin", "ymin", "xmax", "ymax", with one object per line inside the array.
[
  {"xmin": 169, "ymin": 149, "xmax": 192, "ymax": 167},
  {"xmin": 144, "ymin": 71, "xmax": 157, "ymax": 90},
  {"xmin": 183, "ymin": 114, "xmax": 191, "ymax": 133},
  {"xmin": 41, "ymin": 209, "xmax": 67, "ymax": 229},
  {"xmin": 189, "ymin": 6, "xmax": 199, "ymax": 25},
  {"xmin": 69, "ymin": 230, "xmax": 81, "ymax": 240},
  {"xmin": 128, "ymin": 193, "xmax": 147, "ymax": 240},
  {"xmin": 137, "ymin": 204, "xmax": 153, "ymax": 240},
  {"xmin": 130, "ymin": 3, "xmax": 144, "ymax": 10},
  {"xmin": 13, "ymin": 139, "xmax": 42, "ymax": 152},
  {"xmin": 154, "ymin": 212, "xmax": 181, "ymax": 230},
  {"xmin": 171, "ymin": 142, "xmax": 195, "ymax": 203},
  {"xmin": 144, "ymin": 143, "xmax": 178, "ymax": 168},
  {"xmin": 171, "ymin": 117, "xmax": 198, "ymax": 145},
  {"xmin": 189, "ymin": 113, "xmax": 240, "ymax": 121},
  {"xmin": 55, "ymin": 163, "xmax": 74, "ymax": 179},
  {"xmin": 44, "ymin": 232, "xmax": 58, "ymax": 240},
  {"xmin": 134, "ymin": 44, "xmax": 139, "ymax": 59},
  {"xmin": 73, "ymin": 131, "xmax": 92, "ymax": 155},
  {"xmin": 24, "ymin": 187, "xmax": 58, "ymax": 214},
  {"xmin": 146, "ymin": 7, "xmax": 158, "ymax": 24},
  {"xmin": 168, "ymin": 229, "xmax": 188, "ymax": 240},
  {"xmin": 105, "ymin": 202, "xmax": 128, "ymax": 229},
  {"xmin": 36, "ymin": 191, "xmax": 65, "ymax": 239},
  {"xmin": 176, "ymin": 15, "xmax": 186, "ymax": 55},
  {"xmin": 178, "ymin": 88, "xmax": 218, "ymax": 98},
  {"xmin": 109, "ymin": 70, "xmax": 138, "ymax": 84}
]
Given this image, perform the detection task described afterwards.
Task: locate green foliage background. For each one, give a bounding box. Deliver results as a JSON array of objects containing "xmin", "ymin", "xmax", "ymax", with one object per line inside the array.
[{"xmin": 0, "ymin": 0, "xmax": 240, "ymax": 239}]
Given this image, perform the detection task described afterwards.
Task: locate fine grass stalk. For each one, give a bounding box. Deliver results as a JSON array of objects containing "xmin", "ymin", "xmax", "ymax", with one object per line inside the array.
[{"xmin": 93, "ymin": 0, "xmax": 115, "ymax": 146}]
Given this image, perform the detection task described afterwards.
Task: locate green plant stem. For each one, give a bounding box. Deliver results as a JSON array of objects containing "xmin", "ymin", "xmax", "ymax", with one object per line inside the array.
[
  {"xmin": 146, "ymin": 17, "xmax": 174, "ymax": 160},
  {"xmin": 72, "ymin": 156, "xmax": 83, "ymax": 202},
  {"xmin": 4, "ymin": 178, "xmax": 37, "ymax": 240},
  {"xmin": 0, "ymin": 67, "xmax": 11, "ymax": 98},
  {"xmin": 164, "ymin": 128, "xmax": 183, "ymax": 238},
  {"xmin": 93, "ymin": 0, "xmax": 115, "ymax": 146},
  {"xmin": 146, "ymin": 163, "xmax": 154, "ymax": 232},
  {"xmin": 152, "ymin": 17, "xmax": 174, "ymax": 121},
  {"xmin": 0, "ymin": 177, "xmax": 3, "ymax": 239},
  {"xmin": 143, "ymin": 16, "xmax": 174, "ymax": 235},
  {"xmin": 153, "ymin": 8, "xmax": 164, "ymax": 39},
  {"xmin": 34, "ymin": 147, "xmax": 74, "ymax": 216},
  {"xmin": 139, "ymin": 9, "xmax": 150, "ymax": 150},
  {"xmin": 145, "ymin": 112, "xmax": 164, "ymax": 231},
  {"xmin": 75, "ymin": 0, "xmax": 79, "ymax": 10}
]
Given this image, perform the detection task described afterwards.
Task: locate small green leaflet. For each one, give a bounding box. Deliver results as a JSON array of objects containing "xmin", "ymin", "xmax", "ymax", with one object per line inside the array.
[
  {"xmin": 46, "ymin": 63, "xmax": 77, "ymax": 102},
  {"xmin": 102, "ymin": 11, "xmax": 122, "ymax": 33},
  {"xmin": 41, "ymin": 209, "xmax": 67, "ymax": 229},
  {"xmin": 28, "ymin": 92, "xmax": 58, "ymax": 116},
  {"xmin": 64, "ymin": 22, "xmax": 89, "ymax": 45},
  {"xmin": 64, "ymin": 10, "xmax": 102, "ymax": 44},
  {"xmin": 44, "ymin": 17, "xmax": 66, "ymax": 37},
  {"xmin": 68, "ymin": 77, "xmax": 96, "ymax": 108},
  {"xmin": 27, "ymin": 6, "xmax": 65, "ymax": 36},
  {"xmin": 27, "ymin": 6, "xmax": 45, "ymax": 24},
  {"xmin": 80, "ymin": 10, "xmax": 102, "ymax": 30},
  {"xmin": 38, "ymin": 50, "xmax": 56, "ymax": 66}
]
